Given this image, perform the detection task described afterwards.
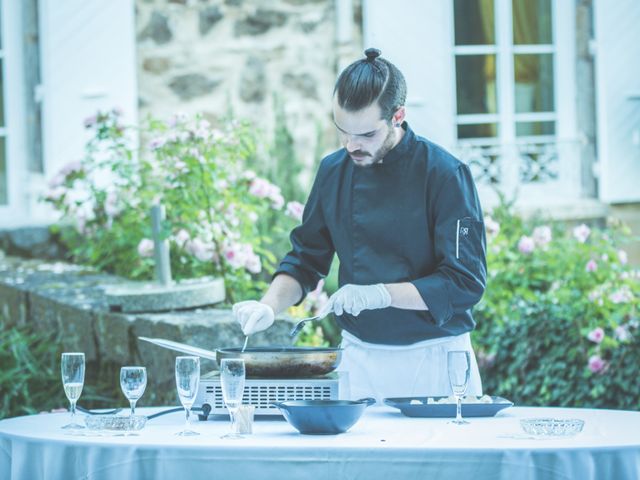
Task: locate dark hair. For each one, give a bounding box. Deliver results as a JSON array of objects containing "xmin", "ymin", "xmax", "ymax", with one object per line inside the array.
[{"xmin": 333, "ymin": 48, "xmax": 407, "ymax": 121}]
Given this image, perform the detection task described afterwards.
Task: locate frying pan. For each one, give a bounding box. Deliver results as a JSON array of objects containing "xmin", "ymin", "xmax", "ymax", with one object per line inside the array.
[
  {"xmin": 138, "ymin": 337, "xmax": 342, "ymax": 378},
  {"xmin": 216, "ymin": 346, "xmax": 342, "ymax": 378}
]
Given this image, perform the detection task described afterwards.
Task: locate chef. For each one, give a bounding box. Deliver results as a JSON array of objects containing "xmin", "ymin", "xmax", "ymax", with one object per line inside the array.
[{"xmin": 233, "ymin": 48, "xmax": 486, "ymax": 403}]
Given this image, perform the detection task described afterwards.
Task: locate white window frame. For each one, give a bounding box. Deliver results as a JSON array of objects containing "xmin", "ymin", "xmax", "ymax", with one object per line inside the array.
[
  {"xmin": 453, "ymin": 0, "xmax": 580, "ymax": 210},
  {"xmin": 0, "ymin": 0, "xmax": 29, "ymax": 225}
]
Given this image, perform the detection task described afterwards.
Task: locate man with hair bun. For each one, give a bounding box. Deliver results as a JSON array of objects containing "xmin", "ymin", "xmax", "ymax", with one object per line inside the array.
[{"xmin": 233, "ymin": 48, "xmax": 486, "ymax": 402}]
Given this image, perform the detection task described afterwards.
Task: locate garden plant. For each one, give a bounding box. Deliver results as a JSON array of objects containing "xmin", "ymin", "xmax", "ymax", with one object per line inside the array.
[{"xmin": 37, "ymin": 110, "xmax": 640, "ymax": 411}]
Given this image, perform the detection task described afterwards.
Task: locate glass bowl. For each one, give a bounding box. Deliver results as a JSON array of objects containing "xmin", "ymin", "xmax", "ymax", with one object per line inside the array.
[
  {"xmin": 520, "ymin": 418, "xmax": 584, "ymax": 436},
  {"xmin": 85, "ymin": 415, "xmax": 147, "ymax": 432}
]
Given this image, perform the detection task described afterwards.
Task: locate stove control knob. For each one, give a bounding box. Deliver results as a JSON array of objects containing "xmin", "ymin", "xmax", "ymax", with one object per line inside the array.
[{"xmin": 198, "ymin": 403, "xmax": 212, "ymax": 421}]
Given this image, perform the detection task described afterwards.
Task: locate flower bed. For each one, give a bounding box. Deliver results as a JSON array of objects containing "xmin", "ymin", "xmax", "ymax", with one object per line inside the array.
[{"xmin": 474, "ymin": 199, "xmax": 639, "ymax": 409}]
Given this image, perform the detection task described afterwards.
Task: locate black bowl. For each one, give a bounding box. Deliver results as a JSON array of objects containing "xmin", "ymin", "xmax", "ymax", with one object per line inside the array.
[{"xmin": 272, "ymin": 398, "xmax": 375, "ymax": 435}]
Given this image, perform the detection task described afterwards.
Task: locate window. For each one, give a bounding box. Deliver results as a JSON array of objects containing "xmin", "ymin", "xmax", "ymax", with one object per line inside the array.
[
  {"xmin": 0, "ymin": 1, "xmax": 7, "ymax": 205},
  {"xmin": 453, "ymin": 0, "xmax": 577, "ymax": 201}
]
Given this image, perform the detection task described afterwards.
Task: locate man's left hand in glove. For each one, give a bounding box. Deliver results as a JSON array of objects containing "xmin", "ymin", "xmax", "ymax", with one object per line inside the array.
[{"xmin": 326, "ymin": 283, "xmax": 391, "ymax": 317}]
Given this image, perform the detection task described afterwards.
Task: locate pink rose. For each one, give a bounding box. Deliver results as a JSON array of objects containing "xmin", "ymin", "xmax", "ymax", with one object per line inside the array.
[
  {"xmin": 614, "ymin": 325, "xmax": 630, "ymax": 342},
  {"xmin": 271, "ymin": 192, "xmax": 285, "ymax": 210},
  {"xmin": 148, "ymin": 137, "xmax": 166, "ymax": 150},
  {"xmin": 59, "ymin": 160, "xmax": 83, "ymax": 177},
  {"xmin": 104, "ymin": 189, "xmax": 120, "ymax": 218},
  {"xmin": 245, "ymin": 251, "xmax": 262, "ymax": 274},
  {"xmin": 585, "ymin": 259, "xmax": 598, "ymax": 272},
  {"xmin": 137, "ymin": 239, "xmax": 154, "ymax": 258},
  {"xmin": 222, "ymin": 242, "xmax": 248, "ymax": 270},
  {"xmin": 609, "ymin": 287, "xmax": 633, "ymax": 304},
  {"xmin": 45, "ymin": 186, "xmax": 66, "ymax": 202},
  {"xmin": 618, "ymin": 250, "xmax": 628, "ymax": 265},
  {"xmin": 83, "ymin": 115, "xmax": 97, "ymax": 128},
  {"xmin": 248, "ymin": 178, "xmax": 271, "ymax": 198},
  {"xmin": 587, "ymin": 327, "xmax": 604, "ymax": 343},
  {"xmin": 174, "ymin": 229, "xmax": 191, "ymax": 248},
  {"xmin": 305, "ymin": 279, "xmax": 330, "ymax": 316},
  {"xmin": 285, "ymin": 201, "xmax": 305, "ymax": 222},
  {"xmin": 517, "ymin": 235, "xmax": 535, "ymax": 254},
  {"xmin": 48, "ymin": 173, "xmax": 65, "ymax": 189},
  {"xmin": 588, "ymin": 355, "xmax": 605, "ymax": 374},
  {"xmin": 573, "ymin": 224, "xmax": 591, "ymax": 243},
  {"xmin": 533, "ymin": 225, "xmax": 552, "ymax": 247},
  {"xmin": 174, "ymin": 160, "xmax": 188, "ymax": 173},
  {"xmin": 186, "ymin": 238, "xmax": 216, "ymax": 262},
  {"xmin": 484, "ymin": 216, "xmax": 500, "ymax": 236}
]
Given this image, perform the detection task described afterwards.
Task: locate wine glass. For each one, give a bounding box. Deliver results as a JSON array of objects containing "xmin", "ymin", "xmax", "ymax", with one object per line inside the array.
[
  {"xmin": 220, "ymin": 358, "xmax": 246, "ymax": 439},
  {"xmin": 61, "ymin": 352, "xmax": 85, "ymax": 429},
  {"xmin": 120, "ymin": 366, "xmax": 147, "ymax": 416},
  {"xmin": 447, "ymin": 350, "xmax": 471, "ymax": 425},
  {"xmin": 175, "ymin": 356, "xmax": 200, "ymax": 436}
]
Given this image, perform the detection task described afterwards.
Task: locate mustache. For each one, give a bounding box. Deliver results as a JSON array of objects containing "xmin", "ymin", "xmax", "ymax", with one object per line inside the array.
[{"xmin": 348, "ymin": 150, "xmax": 371, "ymax": 157}]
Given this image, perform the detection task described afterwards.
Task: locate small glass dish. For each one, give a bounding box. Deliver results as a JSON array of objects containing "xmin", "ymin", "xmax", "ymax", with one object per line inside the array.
[
  {"xmin": 85, "ymin": 415, "xmax": 147, "ymax": 432},
  {"xmin": 520, "ymin": 418, "xmax": 584, "ymax": 436}
]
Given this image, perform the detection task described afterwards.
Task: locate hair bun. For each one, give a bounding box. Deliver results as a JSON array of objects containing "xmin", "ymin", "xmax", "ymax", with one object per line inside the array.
[{"xmin": 364, "ymin": 48, "xmax": 381, "ymax": 62}]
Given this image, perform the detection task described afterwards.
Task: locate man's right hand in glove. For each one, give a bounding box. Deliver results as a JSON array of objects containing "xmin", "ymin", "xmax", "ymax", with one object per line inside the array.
[{"xmin": 232, "ymin": 300, "xmax": 275, "ymax": 336}]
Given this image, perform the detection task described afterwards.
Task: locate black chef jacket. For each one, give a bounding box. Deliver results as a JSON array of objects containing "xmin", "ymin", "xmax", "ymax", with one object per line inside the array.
[{"xmin": 275, "ymin": 123, "xmax": 487, "ymax": 345}]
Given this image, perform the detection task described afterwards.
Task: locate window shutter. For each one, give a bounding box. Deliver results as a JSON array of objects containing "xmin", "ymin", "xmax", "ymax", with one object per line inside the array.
[
  {"xmin": 363, "ymin": 0, "xmax": 456, "ymax": 147},
  {"xmin": 594, "ymin": 0, "xmax": 640, "ymax": 203},
  {"xmin": 39, "ymin": 0, "xmax": 138, "ymax": 177}
]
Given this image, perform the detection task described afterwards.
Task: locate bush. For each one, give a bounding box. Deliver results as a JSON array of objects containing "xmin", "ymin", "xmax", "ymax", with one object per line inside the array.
[
  {"xmin": 43, "ymin": 110, "xmax": 309, "ymax": 305},
  {"xmin": 474, "ymin": 198, "xmax": 640, "ymax": 408},
  {"xmin": 41, "ymin": 109, "xmax": 331, "ymax": 348},
  {"xmin": 0, "ymin": 321, "xmax": 120, "ymax": 419}
]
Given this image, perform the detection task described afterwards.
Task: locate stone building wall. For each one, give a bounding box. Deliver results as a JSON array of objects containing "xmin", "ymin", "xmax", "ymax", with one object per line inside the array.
[{"xmin": 136, "ymin": 0, "xmax": 363, "ymax": 189}]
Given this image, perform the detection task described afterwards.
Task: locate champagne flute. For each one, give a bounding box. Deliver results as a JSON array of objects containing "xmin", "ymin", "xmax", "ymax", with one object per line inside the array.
[
  {"xmin": 220, "ymin": 358, "xmax": 246, "ymax": 439},
  {"xmin": 175, "ymin": 356, "xmax": 200, "ymax": 436},
  {"xmin": 447, "ymin": 350, "xmax": 471, "ymax": 425},
  {"xmin": 61, "ymin": 352, "xmax": 85, "ymax": 429},
  {"xmin": 120, "ymin": 366, "xmax": 147, "ymax": 416}
]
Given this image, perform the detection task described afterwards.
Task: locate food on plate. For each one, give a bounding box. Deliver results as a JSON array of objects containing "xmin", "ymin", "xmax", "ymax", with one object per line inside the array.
[{"xmin": 409, "ymin": 395, "xmax": 494, "ymax": 405}]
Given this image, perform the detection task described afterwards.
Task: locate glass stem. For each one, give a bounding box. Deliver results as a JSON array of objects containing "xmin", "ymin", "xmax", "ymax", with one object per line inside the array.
[
  {"xmin": 185, "ymin": 407, "xmax": 190, "ymax": 430},
  {"xmin": 455, "ymin": 396, "xmax": 462, "ymax": 422},
  {"xmin": 70, "ymin": 400, "xmax": 76, "ymax": 423},
  {"xmin": 229, "ymin": 409, "xmax": 237, "ymax": 433},
  {"xmin": 130, "ymin": 399, "xmax": 136, "ymax": 416}
]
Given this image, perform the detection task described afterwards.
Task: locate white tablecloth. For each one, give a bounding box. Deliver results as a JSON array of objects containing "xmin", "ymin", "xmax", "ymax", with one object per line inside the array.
[{"xmin": 1, "ymin": 406, "xmax": 639, "ymax": 480}]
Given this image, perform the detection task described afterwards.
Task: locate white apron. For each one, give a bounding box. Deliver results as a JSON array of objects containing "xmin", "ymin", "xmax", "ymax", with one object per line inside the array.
[{"xmin": 338, "ymin": 330, "xmax": 483, "ymax": 404}]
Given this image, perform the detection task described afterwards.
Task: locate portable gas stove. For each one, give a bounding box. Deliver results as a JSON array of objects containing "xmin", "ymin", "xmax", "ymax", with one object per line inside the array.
[{"xmin": 194, "ymin": 371, "xmax": 342, "ymax": 419}]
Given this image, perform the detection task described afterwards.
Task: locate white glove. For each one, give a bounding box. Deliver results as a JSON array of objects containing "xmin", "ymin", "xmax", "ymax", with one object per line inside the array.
[
  {"xmin": 232, "ymin": 300, "xmax": 275, "ymax": 335},
  {"xmin": 327, "ymin": 284, "xmax": 391, "ymax": 317}
]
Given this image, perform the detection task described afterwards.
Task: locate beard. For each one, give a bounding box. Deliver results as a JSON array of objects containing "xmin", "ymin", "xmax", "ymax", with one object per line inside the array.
[{"xmin": 350, "ymin": 126, "xmax": 397, "ymax": 168}]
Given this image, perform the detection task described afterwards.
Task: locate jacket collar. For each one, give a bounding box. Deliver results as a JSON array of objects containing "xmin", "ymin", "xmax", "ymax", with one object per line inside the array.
[{"xmin": 379, "ymin": 121, "xmax": 414, "ymax": 166}]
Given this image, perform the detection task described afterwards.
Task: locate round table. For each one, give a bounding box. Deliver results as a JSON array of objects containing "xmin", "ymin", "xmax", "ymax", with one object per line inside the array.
[{"xmin": 1, "ymin": 406, "xmax": 639, "ymax": 479}]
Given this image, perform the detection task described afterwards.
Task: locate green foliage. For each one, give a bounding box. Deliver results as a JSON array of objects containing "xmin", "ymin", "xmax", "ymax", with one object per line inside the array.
[
  {"xmin": 0, "ymin": 322, "xmax": 65, "ymax": 419},
  {"xmin": 474, "ymin": 198, "xmax": 640, "ymax": 408},
  {"xmin": 268, "ymin": 94, "xmax": 306, "ymax": 203},
  {"xmin": 0, "ymin": 321, "xmax": 120, "ymax": 419},
  {"xmin": 43, "ymin": 110, "xmax": 302, "ymax": 304}
]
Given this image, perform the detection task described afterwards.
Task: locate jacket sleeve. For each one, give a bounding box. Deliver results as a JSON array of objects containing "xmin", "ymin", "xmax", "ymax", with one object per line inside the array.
[
  {"xmin": 274, "ymin": 165, "xmax": 335, "ymax": 304},
  {"xmin": 411, "ymin": 163, "xmax": 487, "ymax": 327}
]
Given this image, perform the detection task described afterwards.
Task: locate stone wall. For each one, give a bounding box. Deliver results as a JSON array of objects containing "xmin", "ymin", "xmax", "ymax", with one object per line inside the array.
[
  {"xmin": 0, "ymin": 253, "xmax": 294, "ymax": 405},
  {"xmin": 136, "ymin": 0, "xmax": 363, "ymax": 188}
]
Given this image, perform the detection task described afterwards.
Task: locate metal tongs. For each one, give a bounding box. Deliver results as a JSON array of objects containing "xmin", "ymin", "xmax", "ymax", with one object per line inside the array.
[
  {"xmin": 289, "ymin": 305, "xmax": 333, "ymax": 338},
  {"xmin": 289, "ymin": 315, "xmax": 321, "ymax": 338}
]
